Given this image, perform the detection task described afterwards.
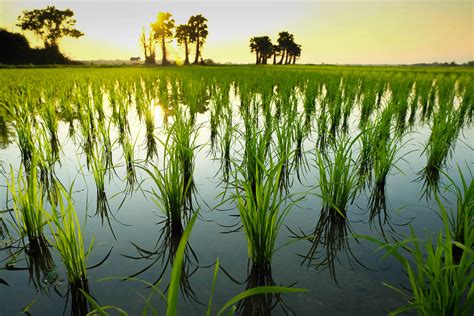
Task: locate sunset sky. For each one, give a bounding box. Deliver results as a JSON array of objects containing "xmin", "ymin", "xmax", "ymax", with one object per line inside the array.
[{"xmin": 0, "ymin": 0, "xmax": 472, "ymax": 64}]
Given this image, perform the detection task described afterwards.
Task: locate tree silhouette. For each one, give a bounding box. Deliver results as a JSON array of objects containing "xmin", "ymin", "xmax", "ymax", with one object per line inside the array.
[
  {"xmin": 250, "ymin": 37, "xmax": 260, "ymax": 64},
  {"xmin": 151, "ymin": 12, "xmax": 175, "ymax": 65},
  {"xmin": 176, "ymin": 24, "xmax": 192, "ymax": 65},
  {"xmin": 272, "ymin": 44, "xmax": 281, "ymax": 65},
  {"xmin": 250, "ymin": 32, "xmax": 302, "ymax": 65},
  {"xmin": 188, "ymin": 15, "xmax": 208, "ymax": 64},
  {"xmin": 276, "ymin": 31, "xmax": 293, "ymax": 64},
  {"xmin": 287, "ymin": 41, "xmax": 302, "ymax": 64},
  {"xmin": 250, "ymin": 36, "xmax": 273, "ymax": 65},
  {"xmin": 16, "ymin": 6, "xmax": 83, "ymax": 49},
  {"xmin": 140, "ymin": 28, "xmax": 156, "ymax": 64}
]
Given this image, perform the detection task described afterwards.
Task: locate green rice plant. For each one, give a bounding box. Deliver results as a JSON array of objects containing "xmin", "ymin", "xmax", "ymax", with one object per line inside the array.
[
  {"xmin": 40, "ymin": 97, "xmax": 60, "ymax": 159},
  {"xmin": 316, "ymin": 134, "xmax": 360, "ymax": 216},
  {"xmin": 143, "ymin": 103, "xmax": 158, "ymax": 160},
  {"xmin": 440, "ymin": 165, "xmax": 473, "ymax": 262},
  {"xmin": 368, "ymin": 133, "xmax": 405, "ymax": 230},
  {"xmin": 48, "ymin": 185, "xmax": 92, "ymax": 286},
  {"xmin": 9, "ymin": 164, "xmax": 47, "ymax": 241},
  {"xmin": 357, "ymin": 190, "xmax": 473, "ymax": 315},
  {"xmin": 234, "ymin": 156, "xmax": 292, "ymax": 266},
  {"xmin": 141, "ymin": 130, "xmax": 191, "ymax": 227},
  {"xmin": 120, "ymin": 133, "xmax": 136, "ymax": 192},
  {"xmin": 420, "ymin": 107, "xmax": 460, "ymax": 195},
  {"xmin": 217, "ymin": 107, "xmax": 234, "ymax": 183},
  {"xmin": 8, "ymin": 103, "xmax": 35, "ymax": 172}
]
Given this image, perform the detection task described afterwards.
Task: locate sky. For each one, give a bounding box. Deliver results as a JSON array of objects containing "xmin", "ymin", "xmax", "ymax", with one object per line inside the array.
[{"xmin": 0, "ymin": 0, "xmax": 472, "ymax": 64}]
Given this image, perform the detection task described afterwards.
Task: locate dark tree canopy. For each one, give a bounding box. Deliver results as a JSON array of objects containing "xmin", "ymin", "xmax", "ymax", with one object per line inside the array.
[
  {"xmin": 176, "ymin": 24, "xmax": 192, "ymax": 65},
  {"xmin": 17, "ymin": 6, "xmax": 84, "ymax": 49},
  {"xmin": 250, "ymin": 36, "xmax": 273, "ymax": 64},
  {"xmin": 188, "ymin": 15, "xmax": 208, "ymax": 64},
  {"xmin": 0, "ymin": 29, "xmax": 71, "ymax": 65},
  {"xmin": 250, "ymin": 31, "xmax": 301, "ymax": 65}
]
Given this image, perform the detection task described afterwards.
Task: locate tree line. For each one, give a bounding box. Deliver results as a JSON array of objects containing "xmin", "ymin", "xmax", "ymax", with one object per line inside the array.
[
  {"xmin": 141, "ymin": 12, "xmax": 208, "ymax": 65},
  {"xmin": 250, "ymin": 31, "xmax": 301, "ymax": 65},
  {"xmin": 0, "ymin": 6, "xmax": 83, "ymax": 65}
]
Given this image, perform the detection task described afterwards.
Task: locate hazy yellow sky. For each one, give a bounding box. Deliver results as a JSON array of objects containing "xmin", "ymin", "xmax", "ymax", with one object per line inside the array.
[{"xmin": 1, "ymin": 0, "xmax": 472, "ymax": 64}]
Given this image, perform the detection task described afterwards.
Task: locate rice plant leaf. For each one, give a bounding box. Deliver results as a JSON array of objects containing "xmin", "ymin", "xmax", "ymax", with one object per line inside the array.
[
  {"xmin": 217, "ymin": 286, "xmax": 308, "ymax": 316},
  {"xmin": 167, "ymin": 209, "xmax": 200, "ymax": 316}
]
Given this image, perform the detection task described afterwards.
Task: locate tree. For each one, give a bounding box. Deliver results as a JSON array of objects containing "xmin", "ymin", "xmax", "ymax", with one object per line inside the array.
[
  {"xmin": 151, "ymin": 12, "xmax": 175, "ymax": 65},
  {"xmin": 276, "ymin": 31, "xmax": 294, "ymax": 64},
  {"xmin": 250, "ymin": 37, "xmax": 260, "ymax": 64},
  {"xmin": 287, "ymin": 41, "xmax": 302, "ymax": 64},
  {"xmin": 188, "ymin": 15, "xmax": 208, "ymax": 64},
  {"xmin": 16, "ymin": 6, "xmax": 83, "ymax": 49},
  {"xmin": 0, "ymin": 29, "xmax": 31, "ymax": 64},
  {"xmin": 140, "ymin": 28, "xmax": 156, "ymax": 64},
  {"xmin": 175, "ymin": 24, "xmax": 192, "ymax": 65},
  {"xmin": 249, "ymin": 36, "xmax": 273, "ymax": 64},
  {"xmin": 272, "ymin": 44, "xmax": 281, "ymax": 65}
]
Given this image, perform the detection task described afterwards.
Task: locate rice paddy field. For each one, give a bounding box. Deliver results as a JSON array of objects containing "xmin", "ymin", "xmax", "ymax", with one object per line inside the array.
[{"xmin": 0, "ymin": 66, "xmax": 472, "ymax": 315}]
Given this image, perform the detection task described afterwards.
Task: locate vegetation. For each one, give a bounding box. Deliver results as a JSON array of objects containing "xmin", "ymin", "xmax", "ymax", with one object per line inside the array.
[
  {"xmin": 250, "ymin": 31, "xmax": 302, "ymax": 65},
  {"xmin": 0, "ymin": 66, "xmax": 472, "ymax": 314}
]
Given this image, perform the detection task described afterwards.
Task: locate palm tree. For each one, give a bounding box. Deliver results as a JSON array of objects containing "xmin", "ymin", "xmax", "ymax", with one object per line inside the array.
[
  {"xmin": 258, "ymin": 36, "xmax": 273, "ymax": 64},
  {"xmin": 276, "ymin": 31, "xmax": 293, "ymax": 65},
  {"xmin": 151, "ymin": 12, "xmax": 175, "ymax": 65},
  {"xmin": 249, "ymin": 36, "xmax": 273, "ymax": 64},
  {"xmin": 287, "ymin": 41, "xmax": 302, "ymax": 64},
  {"xmin": 250, "ymin": 37, "xmax": 260, "ymax": 64},
  {"xmin": 188, "ymin": 15, "xmax": 208, "ymax": 64},
  {"xmin": 176, "ymin": 24, "xmax": 191, "ymax": 65},
  {"xmin": 272, "ymin": 44, "xmax": 280, "ymax": 65}
]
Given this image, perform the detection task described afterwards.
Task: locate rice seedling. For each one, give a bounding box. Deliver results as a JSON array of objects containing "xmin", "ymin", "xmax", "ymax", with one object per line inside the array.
[
  {"xmin": 40, "ymin": 95, "xmax": 60, "ymax": 160},
  {"xmin": 420, "ymin": 106, "xmax": 460, "ymax": 196},
  {"xmin": 120, "ymin": 133, "xmax": 137, "ymax": 192},
  {"xmin": 170, "ymin": 112, "xmax": 199, "ymax": 210},
  {"xmin": 140, "ymin": 128, "xmax": 192, "ymax": 228},
  {"xmin": 300, "ymin": 135, "xmax": 361, "ymax": 279},
  {"xmin": 368, "ymin": 133, "xmax": 404, "ymax": 230},
  {"xmin": 9, "ymin": 164, "xmax": 47, "ymax": 241},
  {"xmin": 440, "ymin": 165, "xmax": 473, "ymax": 262},
  {"xmin": 357, "ymin": 186, "xmax": 473, "ymax": 315},
  {"xmin": 316, "ymin": 134, "xmax": 360, "ymax": 216},
  {"xmin": 48, "ymin": 185, "xmax": 92, "ymax": 286},
  {"xmin": 234, "ymin": 154, "xmax": 293, "ymax": 266},
  {"xmin": 143, "ymin": 102, "xmax": 158, "ymax": 160}
]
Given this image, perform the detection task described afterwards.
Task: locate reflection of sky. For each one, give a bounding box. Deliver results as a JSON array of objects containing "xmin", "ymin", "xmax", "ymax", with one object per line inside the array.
[
  {"xmin": 0, "ymin": 79, "xmax": 473, "ymax": 315},
  {"xmin": 0, "ymin": 0, "xmax": 472, "ymax": 64}
]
